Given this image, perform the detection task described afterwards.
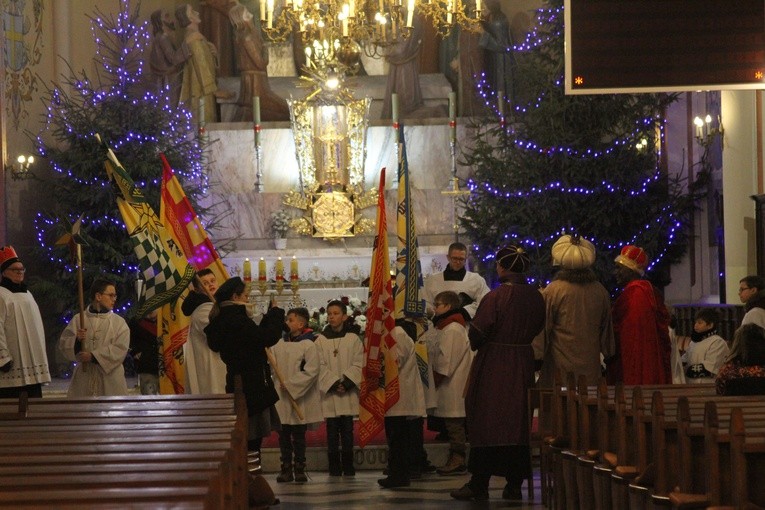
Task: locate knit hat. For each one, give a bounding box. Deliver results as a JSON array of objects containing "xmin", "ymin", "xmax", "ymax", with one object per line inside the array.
[
  {"xmin": 214, "ymin": 276, "xmax": 245, "ymax": 302},
  {"xmin": 0, "ymin": 246, "xmax": 20, "ymax": 272},
  {"xmin": 614, "ymin": 245, "xmax": 648, "ymax": 276},
  {"xmin": 496, "ymin": 245, "xmax": 531, "ymax": 273}
]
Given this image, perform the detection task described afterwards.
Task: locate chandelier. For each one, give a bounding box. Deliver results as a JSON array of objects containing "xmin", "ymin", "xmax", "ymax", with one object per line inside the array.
[{"xmin": 258, "ymin": 0, "xmax": 483, "ymax": 62}]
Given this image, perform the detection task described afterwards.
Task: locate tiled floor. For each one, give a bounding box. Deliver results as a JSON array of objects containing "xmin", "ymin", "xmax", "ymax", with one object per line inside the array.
[{"xmin": 270, "ymin": 470, "xmax": 545, "ymax": 509}]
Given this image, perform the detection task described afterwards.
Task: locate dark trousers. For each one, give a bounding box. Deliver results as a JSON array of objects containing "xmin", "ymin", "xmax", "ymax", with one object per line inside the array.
[
  {"xmin": 406, "ymin": 416, "xmax": 426, "ymax": 472},
  {"xmin": 326, "ymin": 416, "xmax": 354, "ymax": 456},
  {"xmin": 0, "ymin": 383, "xmax": 42, "ymax": 399},
  {"xmin": 384, "ymin": 416, "xmax": 417, "ymax": 482},
  {"xmin": 278, "ymin": 424, "xmax": 308, "ymax": 464},
  {"xmin": 468, "ymin": 444, "xmax": 531, "ymax": 490}
]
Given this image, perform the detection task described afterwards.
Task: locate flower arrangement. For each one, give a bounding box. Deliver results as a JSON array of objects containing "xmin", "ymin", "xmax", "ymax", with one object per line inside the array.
[
  {"xmin": 309, "ymin": 296, "xmax": 368, "ymax": 334},
  {"xmin": 269, "ymin": 209, "xmax": 291, "ymax": 239}
]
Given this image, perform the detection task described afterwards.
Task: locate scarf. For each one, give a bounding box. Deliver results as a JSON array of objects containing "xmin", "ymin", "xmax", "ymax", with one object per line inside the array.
[
  {"xmin": 690, "ymin": 327, "xmax": 718, "ymax": 343},
  {"xmin": 443, "ymin": 266, "xmax": 466, "ymax": 282},
  {"xmin": 433, "ymin": 308, "xmax": 467, "ymax": 330},
  {"xmin": 0, "ymin": 279, "xmax": 27, "ymax": 293}
]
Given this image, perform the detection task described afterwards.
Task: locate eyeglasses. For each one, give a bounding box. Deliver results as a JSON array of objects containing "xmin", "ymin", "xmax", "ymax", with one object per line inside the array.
[
  {"xmin": 100, "ymin": 292, "xmax": 118, "ymax": 298},
  {"xmin": 6, "ymin": 268, "xmax": 25, "ymax": 274},
  {"xmin": 448, "ymin": 257, "xmax": 466, "ymax": 262},
  {"xmin": 739, "ymin": 287, "xmax": 751, "ymax": 293}
]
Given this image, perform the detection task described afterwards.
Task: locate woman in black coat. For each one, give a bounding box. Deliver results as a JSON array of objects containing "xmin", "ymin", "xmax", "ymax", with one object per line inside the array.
[{"xmin": 204, "ymin": 277, "xmax": 285, "ymax": 461}]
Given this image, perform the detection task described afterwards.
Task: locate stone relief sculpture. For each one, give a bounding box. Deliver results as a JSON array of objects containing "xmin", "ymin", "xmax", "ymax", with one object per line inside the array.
[
  {"xmin": 147, "ymin": 9, "xmax": 191, "ymax": 106},
  {"xmin": 381, "ymin": 14, "xmax": 425, "ymax": 119},
  {"xmin": 228, "ymin": 3, "xmax": 290, "ymax": 121},
  {"xmin": 479, "ymin": 0, "xmax": 515, "ymax": 105},
  {"xmin": 176, "ymin": 3, "xmax": 224, "ymax": 123}
]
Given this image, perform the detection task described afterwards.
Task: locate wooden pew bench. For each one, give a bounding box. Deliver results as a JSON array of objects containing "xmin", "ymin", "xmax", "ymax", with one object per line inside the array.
[{"xmin": 0, "ymin": 392, "xmax": 249, "ymax": 509}]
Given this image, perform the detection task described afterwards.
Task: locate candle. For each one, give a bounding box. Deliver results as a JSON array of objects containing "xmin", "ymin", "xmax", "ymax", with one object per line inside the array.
[
  {"xmin": 448, "ymin": 91, "xmax": 456, "ymax": 120},
  {"xmin": 290, "ymin": 255, "xmax": 299, "ymax": 277},
  {"xmin": 276, "ymin": 257, "xmax": 285, "ymax": 280},
  {"xmin": 199, "ymin": 97, "xmax": 205, "ymax": 122},
  {"xmin": 253, "ymin": 96, "xmax": 261, "ymax": 125},
  {"xmin": 350, "ymin": 0, "xmax": 355, "ymax": 17},
  {"xmin": 342, "ymin": 17, "xmax": 349, "ymax": 37},
  {"xmin": 391, "ymin": 93, "xmax": 399, "ymax": 124},
  {"xmin": 446, "ymin": 0, "xmax": 453, "ymax": 24},
  {"xmin": 259, "ymin": 257, "xmax": 267, "ymax": 280},
  {"xmin": 406, "ymin": 0, "xmax": 414, "ymax": 27},
  {"xmin": 475, "ymin": 0, "xmax": 481, "ymax": 15},
  {"xmin": 243, "ymin": 258, "xmax": 252, "ymax": 282},
  {"xmin": 267, "ymin": 0, "xmax": 274, "ymax": 28},
  {"xmin": 260, "ymin": 0, "xmax": 266, "ymax": 20},
  {"xmin": 497, "ymin": 90, "xmax": 505, "ymax": 116}
]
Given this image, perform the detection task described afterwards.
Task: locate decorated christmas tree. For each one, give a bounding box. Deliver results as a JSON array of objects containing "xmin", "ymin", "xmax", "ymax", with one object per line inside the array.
[
  {"xmin": 462, "ymin": 0, "xmax": 704, "ymax": 289},
  {"xmin": 32, "ymin": 1, "xmax": 216, "ymax": 327}
]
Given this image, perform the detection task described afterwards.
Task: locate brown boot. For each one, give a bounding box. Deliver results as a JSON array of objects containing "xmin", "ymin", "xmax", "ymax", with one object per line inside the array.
[
  {"xmin": 437, "ymin": 453, "xmax": 467, "ymax": 475},
  {"xmin": 276, "ymin": 463, "xmax": 294, "ymax": 483},
  {"xmin": 294, "ymin": 462, "xmax": 308, "ymax": 483}
]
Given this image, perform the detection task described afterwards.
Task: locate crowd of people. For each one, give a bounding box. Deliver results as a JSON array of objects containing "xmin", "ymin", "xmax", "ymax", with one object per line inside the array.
[{"xmin": 2, "ymin": 238, "xmax": 765, "ymax": 504}]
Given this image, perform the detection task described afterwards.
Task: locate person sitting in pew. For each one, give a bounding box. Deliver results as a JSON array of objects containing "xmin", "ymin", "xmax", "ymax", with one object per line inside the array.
[
  {"xmin": 715, "ymin": 324, "xmax": 765, "ymax": 395},
  {"xmin": 682, "ymin": 309, "xmax": 729, "ymax": 384}
]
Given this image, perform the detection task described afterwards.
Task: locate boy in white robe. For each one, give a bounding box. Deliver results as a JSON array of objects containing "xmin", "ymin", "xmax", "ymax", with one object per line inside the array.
[
  {"xmin": 682, "ymin": 308, "xmax": 729, "ymax": 384},
  {"xmin": 59, "ymin": 277, "xmax": 130, "ymax": 397},
  {"xmin": 182, "ymin": 269, "xmax": 226, "ymax": 394},
  {"xmin": 0, "ymin": 246, "xmax": 51, "ymax": 398},
  {"xmin": 271, "ymin": 307, "xmax": 321, "ymax": 483},
  {"xmin": 378, "ymin": 319, "xmax": 427, "ymax": 488},
  {"xmin": 429, "ymin": 290, "xmax": 472, "ymax": 475},
  {"xmin": 316, "ymin": 299, "xmax": 364, "ymax": 476}
]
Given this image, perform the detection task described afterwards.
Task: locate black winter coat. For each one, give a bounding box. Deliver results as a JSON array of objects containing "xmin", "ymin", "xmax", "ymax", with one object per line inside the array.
[{"xmin": 204, "ymin": 303, "xmax": 285, "ymax": 415}]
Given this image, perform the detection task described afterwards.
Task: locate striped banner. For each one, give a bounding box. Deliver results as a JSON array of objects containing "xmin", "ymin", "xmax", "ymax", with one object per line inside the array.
[{"xmin": 358, "ymin": 168, "xmax": 399, "ymax": 447}]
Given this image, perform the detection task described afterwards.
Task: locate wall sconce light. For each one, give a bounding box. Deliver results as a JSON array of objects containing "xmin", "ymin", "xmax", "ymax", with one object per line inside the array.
[
  {"xmin": 9, "ymin": 154, "xmax": 36, "ymax": 180},
  {"xmin": 693, "ymin": 114, "xmax": 724, "ymax": 148}
]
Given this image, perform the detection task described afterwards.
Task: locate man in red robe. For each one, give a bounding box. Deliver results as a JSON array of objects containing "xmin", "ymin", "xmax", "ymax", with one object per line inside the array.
[{"xmin": 608, "ymin": 245, "xmax": 671, "ymax": 385}]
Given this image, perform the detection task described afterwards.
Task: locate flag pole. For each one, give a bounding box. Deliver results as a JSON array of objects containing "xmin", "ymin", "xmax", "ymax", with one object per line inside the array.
[{"xmin": 56, "ymin": 215, "xmax": 87, "ymax": 373}]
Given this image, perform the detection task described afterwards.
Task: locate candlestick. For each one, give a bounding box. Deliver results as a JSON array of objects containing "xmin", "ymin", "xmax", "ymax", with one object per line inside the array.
[
  {"xmin": 243, "ymin": 258, "xmax": 252, "ymax": 282},
  {"xmin": 258, "ymin": 257, "xmax": 267, "ymax": 280},
  {"xmin": 290, "ymin": 255, "xmax": 299, "ymax": 278},
  {"xmin": 392, "ymin": 93, "xmax": 399, "ymax": 125},
  {"xmin": 276, "ymin": 257, "xmax": 284, "ymax": 280}
]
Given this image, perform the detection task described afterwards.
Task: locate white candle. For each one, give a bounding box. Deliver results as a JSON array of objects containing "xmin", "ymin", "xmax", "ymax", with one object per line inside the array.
[
  {"xmin": 267, "ymin": 0, "xmax": 274, "ymax": 28},
  {"xmin": 406, "ymin": 0, "xmax": 414, "ymax": 27},
  {"xmin": 446, "ymin": 0, "xmax": 453, "ymax": 24},
  {"xmin": 253, "ymin": 96, "xmax": 261, "ymax": 125},
  {"xmin": 391, "ymin": 93, "xmax": 399, "ymax": 124},
  {"xmin": 199, "ymin": 97, "xmax": 205, "ymax": 122},
  {"xmin": 260, "ymin": 0, "xmax": 266, "ymax": 20},
  {"xmin": 448, "ymin": 91, "xmax": 456, "ymax": 120},
  {"xmin": 342, "ymin": 17, "xmax": 349, "ymax": 36},
  {"xmin": 350, "ymin": 0, "xmax": 355, "ymax": 17},
  {"xmin": 497, "ymin": 90, "xmax": 505, "ymax": 116},
  {"xmin": 475, "ymin": 0, "xmax": 481, "ymax": 15}
]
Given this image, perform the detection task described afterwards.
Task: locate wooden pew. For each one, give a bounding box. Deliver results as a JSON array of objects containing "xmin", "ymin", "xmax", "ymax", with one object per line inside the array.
[
  {"xmin": 0, "ymin": 391, "xmax": 249, "ymax": 509},
  {"xmin": 667, "ymin": 399, "xmax": 765, "ymax": 509},
  {"xmin": 729, "ymin": 406, "xmax": 765, "ymax": 509}
]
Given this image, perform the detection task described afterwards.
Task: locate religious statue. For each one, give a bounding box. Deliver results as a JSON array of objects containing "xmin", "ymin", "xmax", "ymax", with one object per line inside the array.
[
  {"xmin": 147, "ymin": 9, "xmax": 191, "ymax": 107},
  {"xmin": 228, "ymin": 3, "xmax": 290, "ymax": 122},
  {"xmin": 176, "ymin": 4, "xmax": 223, "ymax": 123},
  {"xmin": 200, "ymin": 0, "xmax": 237, "ymax": 77},
  {"xmin": 381, "ymin": 14, "xmax": 425, "ymax": 119},
  {"xmin": 479, "ymin": 0, "xmax": 515, "ymax": 105}
]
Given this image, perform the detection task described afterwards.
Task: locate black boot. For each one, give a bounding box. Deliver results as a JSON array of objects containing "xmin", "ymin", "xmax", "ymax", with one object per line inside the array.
[
  {"xmin": 341, "ymin": 451, "xmax": 356, "ymax": 476},
  {"xmin": 276, "ymin": 463, "xmax": 294, "ymax": 483},
  {"xmin": 294, "ymin": 462, "xmax": 308, "ymax": 483},
  {"xmin": 328, "ymin": 451, "xmax": 342, "ymax": 476}
]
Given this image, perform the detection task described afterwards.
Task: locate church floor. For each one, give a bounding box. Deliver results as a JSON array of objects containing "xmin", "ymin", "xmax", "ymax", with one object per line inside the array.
[{"xmin": 269, "ymin": 469, "xmax": 544, "ymax": 509}]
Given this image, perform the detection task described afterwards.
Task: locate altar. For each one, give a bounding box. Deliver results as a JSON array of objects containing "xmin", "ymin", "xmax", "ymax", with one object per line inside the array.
[{"xmin": 225, "ymin": 245, "xmax": 453, "ymax": 311}]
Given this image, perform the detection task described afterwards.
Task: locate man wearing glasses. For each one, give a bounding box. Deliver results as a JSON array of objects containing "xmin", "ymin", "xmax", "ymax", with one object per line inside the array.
[
  {"xmin": 424, "ymin": 242, "xmax": 490, "ymax": 320},
  {"xmin": 0, "ymin": 246, "xmax": 51, "ymax": 398},
  {"xmin": 739, "ymin": 275, "xmax": 765, "ymax": 328}
]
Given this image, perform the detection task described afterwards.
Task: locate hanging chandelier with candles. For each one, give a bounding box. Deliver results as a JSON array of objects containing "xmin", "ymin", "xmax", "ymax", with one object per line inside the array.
[{"xmin": 258, "ymin": 0, "xmax": 483, "ymax": 63}]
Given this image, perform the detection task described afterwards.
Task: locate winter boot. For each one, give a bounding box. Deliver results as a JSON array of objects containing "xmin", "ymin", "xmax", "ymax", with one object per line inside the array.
[
  {"xmin": 437, "ymin": 453, "xmax": 467, "ymax": 475},
  {"xmin": 294, "ymin": 462, "xmax": 308, "ymax": 483},
  {"xmin": 276, "ymin": 463, "xmax": 294, "ymax": 483},
  {"xmin": 328, "ymin": 451, "xmax": 342, "ymax": 476},
  {"xmin": 247, "ymin": 451, "xmax": 262, "ymax": 474},
  {"xmin": 341, "ymin": 451, "xmax": 356, "ymax": 476}
]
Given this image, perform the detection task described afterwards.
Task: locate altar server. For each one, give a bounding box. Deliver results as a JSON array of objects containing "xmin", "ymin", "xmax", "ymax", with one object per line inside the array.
[
  {"xmin": 272, "ymin": 307, "xmax": 321, "ymax": 483},
  {"xmin": 316, "ymin": 299, "xmax": 364, "ymax": 476},
  {"xmin": 0, "ymin": 246, "xmax": 51, "ymax": 398},
  {"xmin": 59, "ymin": 276, "xmax": 130, "ymax": 397}
]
